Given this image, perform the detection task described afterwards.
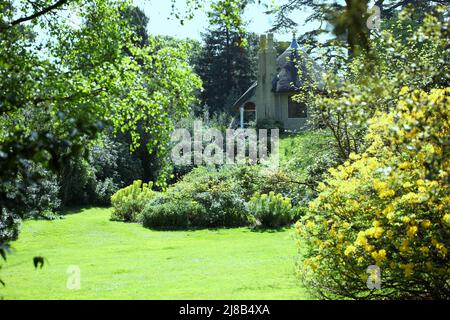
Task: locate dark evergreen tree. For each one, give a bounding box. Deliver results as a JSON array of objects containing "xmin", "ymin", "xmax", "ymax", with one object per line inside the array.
[{"xmin": 195, "ymin": 2, "xmax": 258, "ymax": 114}]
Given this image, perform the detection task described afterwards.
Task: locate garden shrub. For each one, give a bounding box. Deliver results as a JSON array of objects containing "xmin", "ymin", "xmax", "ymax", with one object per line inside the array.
[
  {"xmin": 219, "ymin": 164, "xmax": 298, "ymax": 202},
  {"xmin": 88, "ymin": 133, "xmax": 143, "ymax": 205},
  {"xmin": 59, "ymin": 157, "xmax": 95, "ymax": 207},
  {"xmin": 247, "ymin": 192, "xmax": 294, "ymax": 228},
  {"xmin": 140, "ymin": 166, "xmax": 255, "ymax": 229},
  {"xmin": 111, "ymin": 180, "xmax": 156, "ymax": 222},
  {"xmin": 0, "ymin": 208, "xmax": 20, "ymax": 243},
  {"xmin": 21, "ymin": 163, "xmax": 61, "ymax": 220},
  {"xmin": 142, "ymin": 198, "xmax": 206, "ymax": 229},
  {"xmin": 169, "ymin": 166, "xmax": 252, "ymax": 227},
  {"xmin": 256, "ymin": 118, "xmax": 284, "ymax": 131},
  {"xmin": 296, "ymin": 88, "xmax": 450, "ymax": 299},
  {"xmin": 93, "ymin": 178, "xmax": 119, "ymax": 206},
  {"xmin": 292, "ymin": 206, "xmax": 308, "ymax": 223}
]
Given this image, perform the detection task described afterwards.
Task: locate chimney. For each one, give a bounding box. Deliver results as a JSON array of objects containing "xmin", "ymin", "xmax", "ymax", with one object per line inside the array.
[
  {"xmin": 265, "ymin": 33, "xmax": 277, "ymax": 118},
  {"xmin": 256, "ymin": 33, "xmax": 277, "ymax": 120}
]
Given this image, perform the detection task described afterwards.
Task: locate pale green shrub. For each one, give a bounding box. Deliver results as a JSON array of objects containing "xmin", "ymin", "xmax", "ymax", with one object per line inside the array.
[{"xmin": 110, "ymin": 180, "xmax": 156, "ymax": 222}]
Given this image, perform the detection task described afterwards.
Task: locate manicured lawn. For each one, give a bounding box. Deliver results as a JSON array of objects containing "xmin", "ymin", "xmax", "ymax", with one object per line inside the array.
[{"xmin": 1, "ymin": 208, "xmax": 308, "ymax": 300}]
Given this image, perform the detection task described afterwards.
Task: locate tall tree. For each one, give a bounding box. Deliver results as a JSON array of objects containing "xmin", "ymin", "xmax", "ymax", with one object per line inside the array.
[
  {"xmin": 0, "ymin": 0, "xmax": 201, "ymax": 242},
  {"xmin": 269, "ymin": 0, "xmax": 445, "ymax": 57},
  {"xmin": 195, "ymin": 0, "xmax": 258, "ymax": 114}
]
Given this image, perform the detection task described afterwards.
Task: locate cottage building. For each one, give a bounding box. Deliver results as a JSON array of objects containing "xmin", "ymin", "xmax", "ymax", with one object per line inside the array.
[{"xmin": 233, "ymin": 33, "xmax": 323, "ymax": 131}]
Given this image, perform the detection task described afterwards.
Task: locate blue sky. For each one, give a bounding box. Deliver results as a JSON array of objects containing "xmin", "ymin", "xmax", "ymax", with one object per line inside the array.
[{"xmin": 134, "ymin": 0, "xmax": 319, "ymax": 42}]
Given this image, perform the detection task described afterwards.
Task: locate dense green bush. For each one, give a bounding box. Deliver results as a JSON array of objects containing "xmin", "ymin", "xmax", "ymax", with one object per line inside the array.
[
  {"xmin": 59, "ymin": 156, "xmax": 95, "ymax": 207},
  {"xmin": 115, "ymin": 163, "xmax": 305, "ymax": 229},
  {"xmin": 140, "ymin": 166, "xmax": 256, "ymax": 229},
  {"xmin": 247, "ymin": 192, "xmax": 294, "ymax": 228},
  {"xmin": 21, "ymin": 163, "xmax": 61, "ymax": 220},
  {"xmin": 167, "ymin": 166, "xmax": 253, "ymax": 227},
  {"xmin": 0, "ymin": 209, "xmax": 20, "ymax": 243},
  {"xmin": 279, "ymin": 131, "xmax": 338, "ymax": 206},
  {"xmin": 111, "ymin": 180, "xmax": 156, "ymax": 222},
  {"xmin": 1, "ymin": 162, "xmax": 61, "ymax": 243},
  {"xmin": 292, "ymin": 206, "xmax": 308, "ymax": 223},
  {"xmin": 58, "ymin": 132, "xmax": 144, "ymax": 208},
  {"xmin": 142, "ymin": 198, "xmax": 206, "ymax": 229},
  {"xmin": 94, "ymin": 178, "xmax": 120, "ymax": 206}
]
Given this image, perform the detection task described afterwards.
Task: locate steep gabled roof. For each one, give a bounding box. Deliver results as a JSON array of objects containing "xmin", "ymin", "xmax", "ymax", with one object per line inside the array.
[
  {"xmin": 232, "ymin": 81, "xmax": 257, "ymax": 109},
  {"xmin": 274, "ymin": 38, "xmax": 324, "ymax": 93},
  {"xmin": 233, "ymin": 37, "xmax": 325, "ymax": 109}
]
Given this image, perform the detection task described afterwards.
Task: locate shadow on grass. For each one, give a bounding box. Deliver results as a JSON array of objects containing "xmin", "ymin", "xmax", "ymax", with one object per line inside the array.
[
  {"xmin": 142, "ymin": 225, "xmax": 242, "ymax": 232},
  {"xmin": 59, "ymin": 205, "xmax": 110, "ymax": 216},
  {"xmin": 249, "ymin": 226, "xmax": 292, "ymax": 233},
  {"xmin": 141, "ymin": 224, "xmax": 291, "ymax": 234}
]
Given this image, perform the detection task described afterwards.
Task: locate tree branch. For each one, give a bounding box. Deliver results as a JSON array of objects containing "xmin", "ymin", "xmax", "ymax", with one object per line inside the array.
[{"xmin": 2, "ymin": 0, "xmax": 69, "ymax": 31}]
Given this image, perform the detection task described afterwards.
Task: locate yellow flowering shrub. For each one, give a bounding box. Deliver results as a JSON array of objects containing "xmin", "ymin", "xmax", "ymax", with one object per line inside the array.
[
  {"xmin": 296, "ymin": 88, "xmax": 450, "ymax": 299},
  {"xmin": 111, "ymin": 180, "xmax": 156, "ymax": 222}
]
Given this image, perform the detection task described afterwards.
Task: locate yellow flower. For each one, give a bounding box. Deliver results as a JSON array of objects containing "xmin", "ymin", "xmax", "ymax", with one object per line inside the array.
[
  {"xmin": 365, "ymin": 228, "xmax": 374, "ymax": 237},
  {"xmin": 418, "ymin": 186, "xmax": 427, "ymax": 193},
  {"xmin": 349, "ymin": 153, "xmax": 360, "ymax": 160},
  {"xmin": 371, "ymin": 249, "xmax": 387, "ymax": 264},
  {"xmin": 364, "ymin": 244, "xmax": 375, "ymax": 253},
  {"xmin": 379, "ymin": 189, "xmax": 395, "ymax": 199},
  {"xmin": 402, "ymin": 181, "xmax": 413, "ymax": 188},
  {"xmin": 435, "ymin": 242, "xmax": 448, "ymax": 257},
  {"xmin": 306, "ymin": 220, "xmax": 315, "ymax": 230},
  {"xmin": 344, "ymin": 245, "xmax": 357, "ymax": 256},
  {"xmin": 357, "ymin": 257, "xmax": 365, "ymax": 265},
  {"xmin": 407, "ymin": 226, "xmax": 418, "ymax": 238},
  {"xmin": 399, "ymin": 240, "xmax": 410, "ymax": 253},
  {"xmin": 399, "ymin": 86, "xmax": 409, "ymax": 95},
  {"xmin": 373, "ymin": 226, "xmax": 384, "ymax": 239},
  {"xmin": 399, "ymin": 162, "xmax": 411, "ymax": 169},
  {"xmin": 386, "ymin": 212, "xmax": 395, "ymax": 222},
  {"xmin": 355, "ymin": 231, "xmax": 368, "ymax": 247},
  {"xmin": 309, "ymin": 201, "xmax": 318, "ymax": 210},
  {"xmin": 420, "ymin": 246, "xmax": 429, "ymax": 256},
  {"xmin": 402, "ymin": 263, "xmax": 414, "ymax": 277},
  {"xmin": 383, "ymin": 204, "xmax": 395, "ymax": 215},
  {"xmin": 443, "ymin": 214, "xmax": 450, "ymax": 227},
  {"xmin": 421, "ymin": 220, "xmax": 432, "ymax": 229}
]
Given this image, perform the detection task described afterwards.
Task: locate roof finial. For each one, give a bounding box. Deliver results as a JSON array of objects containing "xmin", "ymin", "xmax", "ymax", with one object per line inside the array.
[{"xmin": 290, "ymin": 31, "xmax": 299, "ymax": 50}]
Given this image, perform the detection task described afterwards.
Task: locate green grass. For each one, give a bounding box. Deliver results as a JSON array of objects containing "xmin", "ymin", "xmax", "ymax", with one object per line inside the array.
[{"xmin": 1, "ymin": 207, "xmax": 308, "ymax": 300}]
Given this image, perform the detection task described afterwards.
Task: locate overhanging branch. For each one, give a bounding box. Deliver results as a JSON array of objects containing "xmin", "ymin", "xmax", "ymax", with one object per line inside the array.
[{"xmin": 1, "ymin": 0, "xmax": 69, "ymax": 31}]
